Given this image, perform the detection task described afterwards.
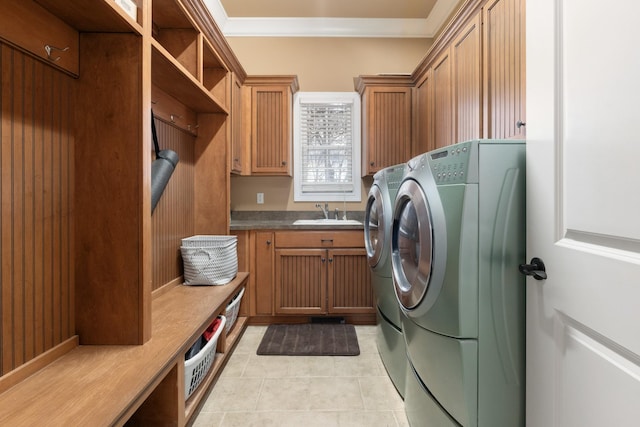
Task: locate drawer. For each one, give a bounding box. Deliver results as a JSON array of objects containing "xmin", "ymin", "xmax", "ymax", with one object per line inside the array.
[
  {"xmin": 275, "ymin": 230, "xmax": 364, "ymax": 248},
  {"xmin": 0, "ymin": 2, "xmax": 79, "ymax": 76}
]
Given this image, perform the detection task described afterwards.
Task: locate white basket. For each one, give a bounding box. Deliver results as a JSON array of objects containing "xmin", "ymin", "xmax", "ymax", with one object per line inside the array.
[
  {"xmin": 182, "ymin": 235, "xmax": 237, "ymax": 248},
  {"xmin": 224, "ymin": 287, "xmax": 245, "ymax": 334},
  {"xmin": 184, "ymin": 315, "xmax": 226, "ymax": 400},
  {"xmin": 181, "ymin": 236, "xmax": 238, "ymax": 285}
]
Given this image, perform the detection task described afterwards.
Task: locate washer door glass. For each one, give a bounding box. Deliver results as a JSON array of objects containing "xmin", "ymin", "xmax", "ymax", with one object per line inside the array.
[
  {"xmin": 392, "ymin": 180, "xmax": 434, "ymax": 309},
  {"xmin": 364, "ymin": 184, "xmax": 384, "ymax": 268}
]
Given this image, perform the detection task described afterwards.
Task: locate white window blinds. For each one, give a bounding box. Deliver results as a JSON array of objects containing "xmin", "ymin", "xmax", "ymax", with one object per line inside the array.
[
  {"xmin": 293, "ymin": 92, "xmax": 361, "ymax": 202},
  {"xmin": 300, "ymin": 102, "xmax": 353, "ymax": 193}
]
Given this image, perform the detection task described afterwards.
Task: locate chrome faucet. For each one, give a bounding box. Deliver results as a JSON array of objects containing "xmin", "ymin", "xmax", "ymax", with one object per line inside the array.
[{"xmin": 316, "ymin": 203, "xmax": 329, "ymax": 219}]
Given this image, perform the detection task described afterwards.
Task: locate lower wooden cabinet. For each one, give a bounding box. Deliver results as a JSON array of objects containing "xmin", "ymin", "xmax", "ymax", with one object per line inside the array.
[
  {"xmin": 234, "ymin": 229, "xmax": 374, "ymax": 319},
  {"xmin": 274, "ymin": 231, "xmax": 374, "ymax": 315},
  {"xmin": 255, "ymin": 231, "xmax": 275, "ymax": 315},
  {"xmin": 275, "ymin": 249, "xmax": 326, "ymax": 314},
  {"xmin": 327, "ymin": 248, "xmax": 373, "ymax": 314}
]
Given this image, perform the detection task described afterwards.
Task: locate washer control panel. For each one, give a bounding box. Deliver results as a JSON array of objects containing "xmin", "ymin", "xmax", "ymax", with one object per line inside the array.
[{"xmin": 428, "ymin": 141, "xmax": 472, "ymax": 184}]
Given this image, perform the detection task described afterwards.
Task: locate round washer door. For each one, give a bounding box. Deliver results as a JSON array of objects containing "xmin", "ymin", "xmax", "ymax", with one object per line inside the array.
[
  {"xmin": 364, "ymin": 184, "xmax": 385, "ymax": 268},
  {"xmin": 392, "ymin": 179, "xmax": 434, "ymax": 309}
]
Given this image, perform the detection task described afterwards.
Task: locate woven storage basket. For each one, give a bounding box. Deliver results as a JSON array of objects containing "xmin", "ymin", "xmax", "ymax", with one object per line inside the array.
[
  {"xmin": 181, "ymin": 235, "xmax": 238, "ymax": 285},
  {"xmin": 184, "ymin": 315, "xmax": 226, "ymax": 400},
  {"xmin": 224, "ymin": 287, "xmax": 245, "ymax": 334}
]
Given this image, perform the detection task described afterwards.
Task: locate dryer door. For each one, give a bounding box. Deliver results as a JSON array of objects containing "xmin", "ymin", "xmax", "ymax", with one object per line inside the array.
[
  {"xmin": 392, "ymin": 178, "xmax": 447, "ymax": 312},
  {"xmin": 365, "ymin": 184, "xmax": 385, "ymax": 268}
]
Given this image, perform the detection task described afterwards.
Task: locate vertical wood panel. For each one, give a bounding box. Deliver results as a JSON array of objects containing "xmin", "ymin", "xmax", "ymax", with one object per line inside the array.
[
  {"xmin": 74, "ymin": 33, "xmax": 145, "ymax": 345},
  {"xmin": 1, "ymin": 43, "xmax": 74, "ymax": 375},
  {"xmin": 414, "ymin": 71, "xmax": 433, "ymax": 155},
  {"xmin": 453, "ymin": 14, "xmax": 482, "ymax": 143},
  {"xmin": 194, "ymin": 112, "xmax": 228, "ymax": 234},
  {"xmin": 255, "ymin": 232, "xmax": 274, "ymax": 315},
  {"xmin": 483, "ymin": 0, "xmax": 525, "ymax": 139},
  {"xmin": 433, "ymin": 49, "xmax": 453, "ymax": 149},
  {"xmin": 151, "ymin": 118, "xmax": 195, "ymax": 291},
  {"xmin": 253, "ymin": 89, "xmax": 283, "ymax": 169},
  {"xmin": 369, "ymin": 88, "xmax": 412, "ymax": 171}
]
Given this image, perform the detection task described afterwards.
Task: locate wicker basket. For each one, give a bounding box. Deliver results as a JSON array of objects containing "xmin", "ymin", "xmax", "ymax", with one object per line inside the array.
[
  {"xmin": 181, "ymin": 236, "xmax": 238, "ymax": 285},
  {"xmin": 224, "ymin": 287, "xmax": 245, "ymax": 334},
  {"xmin": 184, "ymin": 315, "xmax": 226, "ymax": 400}
]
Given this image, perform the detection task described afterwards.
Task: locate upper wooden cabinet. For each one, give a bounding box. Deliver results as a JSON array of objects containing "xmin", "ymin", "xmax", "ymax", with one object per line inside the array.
[
  {"xmin": 355, "ymin": 76, "xmax": 413, "ymax": 176},
  {"xmin": 244, "ymin": 76, "xmax": 299, "ymax": 176},
  {"xmin": 383, "ymin": 0, "xmax": 524, "ymax": 159},
  {"xmin": 452, "ymin": 13, "xmax": 482, "ymax": 143},
  {"xmin": 429, "ymin": 12, "xmax": 482, "ymax": 150},
  {"xmin": 483, "ymin": 0, "xmax": 526, "ymax": 139}
]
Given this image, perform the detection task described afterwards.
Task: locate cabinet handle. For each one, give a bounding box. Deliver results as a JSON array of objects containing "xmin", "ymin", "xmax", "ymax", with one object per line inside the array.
[
  {"xmin": 321, "ymin": 239, "xmax": 334, "ymax": 244},
  {"xmin": 266, "ymin": 240, "xmax": 271, "ymax": 245},
  {"xmin": 281, "ymin": 160, "xmax": 287, "ymax": 166},
  {"xmin": 516, "ymin": 120, "xmax": 526, "ymax": 128},
  {"xmin": 328, "ymin": 258, "xmax": 333, "ymax": 263},
  {"xmin": 370, "ymin": 161, "xmax": 375, "ymax": 167},
  {"xmin": 321, "ymin": 257, "xmax": 326, "ymax": 263}
]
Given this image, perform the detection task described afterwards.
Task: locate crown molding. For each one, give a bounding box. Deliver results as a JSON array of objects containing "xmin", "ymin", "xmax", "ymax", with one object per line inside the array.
[{"xmin": 204, "ymin": 0, "xmax": 459, "ymax": 38}]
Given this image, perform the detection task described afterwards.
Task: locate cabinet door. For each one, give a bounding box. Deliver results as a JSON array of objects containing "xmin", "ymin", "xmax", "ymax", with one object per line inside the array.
[
  {"xmin": 362, "ymin": 86, "xmax": 412, "ymax": 175},
  {"xmin": 251, "ymin": 85, "xmax": 291, "ymax": 175},
  {"xmin": 275, "ymin": 249, "xmax": 326, "ymax": 314},
  {"xmin": 413, "ymin": 69, "xmax": 433, "ymax": 156},
  {"xmin": 483, "ymin": 0, "xmax": 526, "ymax": 139},
  {"xmin": 452, "ymin": 13, "xmax": 482, "ymax": 144},
  {"xmin": 327, "ymin": 249, "xmax": 374, "ymax": 314},
  {"xmin": 432, "ymin": 48, "xmax": 454, "ymax": 149},
  {"xmin": 230, "ymin": 73, "xmax": 247, "ymax": 174},
  {"xmin": 255, "ymin": 232, "xmax": 274, "ymax": 315}
]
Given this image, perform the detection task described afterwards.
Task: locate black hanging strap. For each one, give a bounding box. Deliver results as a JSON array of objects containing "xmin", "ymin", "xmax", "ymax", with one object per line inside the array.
[{"xmin": 151, "ymin": 109, "xmax": 160, "ymax": 157}]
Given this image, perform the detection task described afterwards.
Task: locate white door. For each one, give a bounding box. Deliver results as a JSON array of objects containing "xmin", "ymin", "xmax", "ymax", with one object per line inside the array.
[{"xmin": 526, "ymin": 1, "xmax": 640, "ymax": 426}]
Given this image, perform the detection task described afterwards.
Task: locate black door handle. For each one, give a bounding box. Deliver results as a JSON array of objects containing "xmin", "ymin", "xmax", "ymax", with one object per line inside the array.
[{"xmin": 519, "ymin": 257, "xmax": 547, "ymax": 280}]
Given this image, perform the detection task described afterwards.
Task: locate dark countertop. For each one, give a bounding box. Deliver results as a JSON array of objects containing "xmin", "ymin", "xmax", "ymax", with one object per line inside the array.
[{"xmin": 230, "ymin": 211, "xmax": 365, "ymax": 231}]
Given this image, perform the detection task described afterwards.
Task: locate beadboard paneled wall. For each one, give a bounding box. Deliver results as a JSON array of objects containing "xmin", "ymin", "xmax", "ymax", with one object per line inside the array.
[
  {"xmin": 0, "ymin": 43, "xmax": 74, "ymax": 375},
  {"xmin": 151, "ymin": 118, "xmax": 195, "ymax": 291}
]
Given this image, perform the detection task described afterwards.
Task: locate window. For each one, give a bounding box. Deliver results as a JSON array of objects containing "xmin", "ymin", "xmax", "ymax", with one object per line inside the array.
[{"xmin": 293, "ymin": 92, "xmax": 361, "ymax": 202}]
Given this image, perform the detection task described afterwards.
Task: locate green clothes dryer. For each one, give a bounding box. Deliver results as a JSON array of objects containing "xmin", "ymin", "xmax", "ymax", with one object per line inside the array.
[
  {"xmin": 365, "ymin": 164, "xmax": 408, "ymax": 397},
  {"xmin": 391, "ymin": 140, "xmax": 526, "ymax": 426}
]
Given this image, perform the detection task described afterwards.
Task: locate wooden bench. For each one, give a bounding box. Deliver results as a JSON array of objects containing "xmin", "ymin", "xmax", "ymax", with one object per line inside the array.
[{"xmin": 0, "ymin": 272, "xmax": 249, "ymax": 426}]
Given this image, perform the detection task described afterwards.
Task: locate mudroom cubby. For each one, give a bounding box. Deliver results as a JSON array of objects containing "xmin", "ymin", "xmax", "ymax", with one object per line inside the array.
[
  {"xmin": 151, "ymin": 0, "xmax": 228, "ymax": 114},
  {"xmin": 0, "ymin": 0, "xmax": 248, "ymax": 425}
]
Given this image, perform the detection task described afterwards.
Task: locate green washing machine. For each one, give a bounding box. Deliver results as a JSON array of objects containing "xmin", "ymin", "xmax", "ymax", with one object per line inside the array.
[
  {"xmin": 391, "ymin": 140, "xmax": 526, "ymax": 426},
  {"xmin": 365, "ymin": 164, "xmax": 407, "ymax": 397}
]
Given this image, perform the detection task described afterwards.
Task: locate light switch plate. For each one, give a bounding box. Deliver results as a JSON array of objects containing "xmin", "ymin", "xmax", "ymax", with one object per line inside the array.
[{"xmin": 257, "ymin": 193, "xmax": 264, "ymax": 204}]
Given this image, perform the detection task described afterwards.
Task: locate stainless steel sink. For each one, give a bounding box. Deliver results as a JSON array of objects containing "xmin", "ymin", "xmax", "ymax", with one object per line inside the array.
[{"xmin": 293, "ymin": 219, "xmax": 362, "ymax": 226}]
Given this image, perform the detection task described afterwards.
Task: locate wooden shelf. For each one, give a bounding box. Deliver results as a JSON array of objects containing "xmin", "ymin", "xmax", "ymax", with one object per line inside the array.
[
  {"xmin": 34, "ymin": 0, "xmax": 142, "ymax": 33},
  {"xmin": 153, "ymin": 0, "xmax": 195, "ymax": 29},
  {"xmin": 184, "ymin": 316, "xmax": 248, "ymax": 421},
  {"xmin": 152, "ymin": 40, "xmax": 228, "ymax": 114},
  {"xmin": 0, "ymin": 273, "xmax": 249, "ymax": 426}
]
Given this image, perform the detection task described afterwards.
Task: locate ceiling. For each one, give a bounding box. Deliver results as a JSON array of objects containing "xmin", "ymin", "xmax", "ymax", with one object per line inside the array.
[{"xmin": 204, "ymin": 0, "xmax": 462, "ymax": 38}]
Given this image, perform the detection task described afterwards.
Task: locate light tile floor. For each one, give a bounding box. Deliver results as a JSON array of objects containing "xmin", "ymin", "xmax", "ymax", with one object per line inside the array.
[{"xmin": 193, "ymin": 325, "xmax": 408, "ymax": 427}]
